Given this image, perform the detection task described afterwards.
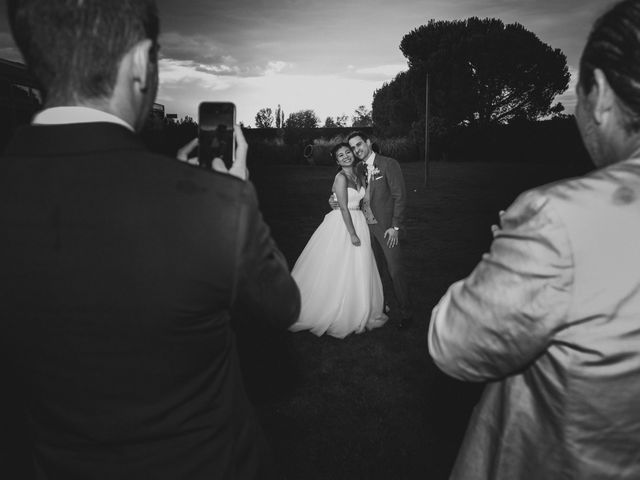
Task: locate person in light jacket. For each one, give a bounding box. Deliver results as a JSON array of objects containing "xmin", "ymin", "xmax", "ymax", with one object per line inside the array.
[{"xmin": 429, "ymin": 1, "xmax": 640, "ymax": 478}]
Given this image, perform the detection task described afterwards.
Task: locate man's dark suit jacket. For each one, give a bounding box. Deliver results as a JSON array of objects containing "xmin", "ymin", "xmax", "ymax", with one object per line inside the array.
[
  {"xmin": 0, "ymin": 122, "xmax": 300, "ymax": 479},
  {"xmin": 356, "ymin": 154, "xmax": 407, "ymax": 230}
]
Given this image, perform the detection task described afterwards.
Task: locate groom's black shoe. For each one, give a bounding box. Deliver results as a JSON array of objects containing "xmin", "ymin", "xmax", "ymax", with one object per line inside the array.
[{"xmin": 397, "ymin": 317, "xmax": 413, "ymax": 330}]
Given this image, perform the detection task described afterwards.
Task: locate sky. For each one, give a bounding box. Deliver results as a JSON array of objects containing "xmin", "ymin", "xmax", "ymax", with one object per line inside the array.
[{"xmin": 0, "ymin": 0, "xmax": 617, "ymax": 126}]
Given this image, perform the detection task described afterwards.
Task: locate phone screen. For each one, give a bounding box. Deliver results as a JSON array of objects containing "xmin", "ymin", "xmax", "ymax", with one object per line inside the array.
[{"xmin": 198, "ymin": 102, "xmax": 235, "ymax": 170}]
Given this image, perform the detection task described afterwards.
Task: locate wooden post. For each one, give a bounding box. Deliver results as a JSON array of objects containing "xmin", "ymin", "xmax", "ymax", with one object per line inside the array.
[{"xmin": 424, "ymin": 73, "xmax": 430, "ymax": 186}]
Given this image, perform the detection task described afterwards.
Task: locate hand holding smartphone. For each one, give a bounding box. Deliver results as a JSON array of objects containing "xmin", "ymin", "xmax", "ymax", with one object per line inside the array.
[
  {"xmin": 198, "ymin": 102, "xmax": 236, "ymax": 170},
  {"xmin": 176, "ymin": 102, "xmax": 248, "ymax": 180}
]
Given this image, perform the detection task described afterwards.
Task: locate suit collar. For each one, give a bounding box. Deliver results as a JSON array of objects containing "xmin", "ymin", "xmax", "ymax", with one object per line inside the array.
[
  {"xmin": 4, "ymin": 123, "xmax": 147, "ymax": 157},
  {"xmin": 364, "ymin": 152, "xmax": 376, "ymax": 167},
  {"xmin": 33, "ymin": 106, "xmax": 135, "ymax": 131}
]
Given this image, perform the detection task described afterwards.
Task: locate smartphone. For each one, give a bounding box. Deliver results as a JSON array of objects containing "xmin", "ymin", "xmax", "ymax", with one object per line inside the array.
[{"xmin": 198, "ymin": 102, "xmax": 235, "ymax": 170}]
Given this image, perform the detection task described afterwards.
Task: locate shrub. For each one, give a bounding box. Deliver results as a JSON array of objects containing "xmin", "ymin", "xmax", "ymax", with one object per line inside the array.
[
  {"xmin": 306, "ymin": 135, "xmax": 420, "ymax": 165},
  {"xmin": 375, "ymin": 137, "xmax": 419, "ymax": 162},
  {"xmin": 311, "ymin": 136, "xmax": 344, "ymax": 165},
  {"xmin": 248, "ymin": 139, "xmax": 303, "ymax": 165},
  {"xmin": 245, "ymin": 133, "xmax": 421, "ymax": 166},
  {"xmin": 439, "ymin": 117, "xmax": 590, "ymax": 165}
]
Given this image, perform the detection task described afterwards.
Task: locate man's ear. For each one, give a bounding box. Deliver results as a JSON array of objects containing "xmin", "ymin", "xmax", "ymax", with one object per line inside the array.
[
  {"xmin": 128, "ymin": 38, "xmax": 154, "ymax": 94},
  {"xmin": 592, "ymin": 68, "xmax": 616, "ymax": 125}
]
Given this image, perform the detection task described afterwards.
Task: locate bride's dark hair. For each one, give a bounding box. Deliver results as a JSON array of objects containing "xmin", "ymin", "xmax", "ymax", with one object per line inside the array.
[{"xmin": 330, "ymin": 142, "xmax": 353, "ymax": 163}]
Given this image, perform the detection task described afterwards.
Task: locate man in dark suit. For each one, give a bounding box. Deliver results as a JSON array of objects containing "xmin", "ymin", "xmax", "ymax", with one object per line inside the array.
[
  {"xmin": 348, "ymin": 131, "xmax": 413, "ymax": 328},
  {"xmin": 0, "ymin": 1, "xmax": 300, "ymax": 478}
]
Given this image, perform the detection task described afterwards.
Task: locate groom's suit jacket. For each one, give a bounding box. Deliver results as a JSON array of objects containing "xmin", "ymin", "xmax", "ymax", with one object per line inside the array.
[
  {"xmin": 357, "ymin": 154, "xmax": 407, "ymax": 231},
  {"xmin": 0, "ymin": 122, "xmax": 300, "ymax": 479}
]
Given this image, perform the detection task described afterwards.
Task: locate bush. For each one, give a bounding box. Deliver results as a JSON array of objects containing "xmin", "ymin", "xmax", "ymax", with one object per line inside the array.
[
  {"xmin": 305, "ymin": 135, "xmax": 420, "ymax": 165},
  {"xmin": 248, "ymin": 138, "xmax": 304, "ymax": 165},
  {"xmin": 439, "ymin": 117, "xmax": 590, "ymax": 165},
  {"xmin": 375, "ymin": 137, "xmax": 419, "ymax": 162},
  {"xmin": 310, "ymin": 136, "xmax": 344, "ymax": 165},
  {"xmin": 246, "ymin": 131, "xmax": 421, "ymax": 167}
]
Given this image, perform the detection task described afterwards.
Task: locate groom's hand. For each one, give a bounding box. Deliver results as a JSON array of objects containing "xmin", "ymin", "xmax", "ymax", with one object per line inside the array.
[
  {"xmin": 384, "ymin": 228, "xmax": 399, "ymax": 248},
  {"xmin": 328, "ymin": 194, "xmax": 339, "ymax": 210}
]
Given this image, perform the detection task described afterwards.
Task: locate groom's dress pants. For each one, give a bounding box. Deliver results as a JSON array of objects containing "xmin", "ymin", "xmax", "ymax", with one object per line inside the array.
[{"xmin": 368, "ymin": 223, "xmax": 412, "ymax": 319}]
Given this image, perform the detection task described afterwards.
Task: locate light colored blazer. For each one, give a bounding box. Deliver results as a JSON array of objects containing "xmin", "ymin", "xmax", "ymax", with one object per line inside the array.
[{"xmin": 429, "ymin": 157, "xmax": 640, "ymax": 479}]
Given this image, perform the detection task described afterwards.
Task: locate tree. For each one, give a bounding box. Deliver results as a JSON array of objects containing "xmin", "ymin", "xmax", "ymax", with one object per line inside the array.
[
  {"xmin": 372, "ymin": 72, "xmax": 419, "ymax": 137},
  {"xmin": 275, "ymin": 104, "xmax": 285, "ymax": 128},
  {"xmin": 323, "ymin": 115, "xmax": 349, "ymax": 128},
  {"xmin": 255, "ymin": 107, "xmax": 274, "ymax": 128},
  {"xmin": 373, "ymin": 17, "xmax": 570, "ymax": 139},
  {"xmin": 336, "ymin": 114, "xmax": 349, "ymax": 127},
  {"xmin": 285, "ymin": 109, "xmax": 320, "ymax": 129},
  {"xmin": 324, "ymin": 116, "xmax": 338, "ymax": 128},
  {"xmin": 352, "ymin": 105, "xmax": 372, "ymax": 127}
]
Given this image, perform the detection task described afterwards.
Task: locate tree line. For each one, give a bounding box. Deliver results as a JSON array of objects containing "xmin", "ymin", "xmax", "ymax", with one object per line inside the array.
[
  {"xmin": 142, "ymin": 16, "xmax": 575, "ymax": 163},
  {"xmin": 254, "ymin": 104, "xmax": 373, "ymax": 129}
]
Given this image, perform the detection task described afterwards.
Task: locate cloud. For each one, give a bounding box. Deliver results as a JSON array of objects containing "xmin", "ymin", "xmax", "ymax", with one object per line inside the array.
[
  {"xmin": 155, "ymin": 51, "xmax": 405, "ymax": 126},
  {"xmin": 159, "ymin": 32, "xmax": 229, "ymax": 65},
  {"xmin": 159, "ymin": 31, "xmax": 294, "ymax": 79},
  {"xmin": 265, "ymin": 61, "xmax": 290, "ymax": 75},
  {"xmin": 194, "ymin": 63, "xmax": 237, "ymax": 75},
  {"xmin": 156, "ymin": 65, "xmax": 384, "ymax": 126},
  {"xmin": 159, "ymin": 59, "xmax": 234, "ymax": 91},
  {"xmin": 554, "ymin": 65, "xmax": 578, "ymax": 113},
  {"xmin": 349, "ymin": 64, "xmax": 407, "ymax": 80}
]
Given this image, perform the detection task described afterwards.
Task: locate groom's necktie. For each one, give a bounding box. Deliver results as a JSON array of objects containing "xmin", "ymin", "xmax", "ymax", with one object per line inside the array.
[{"xmin": 362, "ymin": 163, "xmax": 377, "ymax": 224}]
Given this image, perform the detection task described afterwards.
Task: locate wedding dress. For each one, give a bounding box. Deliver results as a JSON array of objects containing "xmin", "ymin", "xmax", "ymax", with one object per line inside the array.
[{"xmin": 289, "ymin": 186, "xmax": 388, "ymax": 338}]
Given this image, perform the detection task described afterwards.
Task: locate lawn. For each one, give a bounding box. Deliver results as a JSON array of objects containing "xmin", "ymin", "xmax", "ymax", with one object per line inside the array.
[{"xmin": 242, "ymin": 160, "xmax": 592, "ymax": 480}]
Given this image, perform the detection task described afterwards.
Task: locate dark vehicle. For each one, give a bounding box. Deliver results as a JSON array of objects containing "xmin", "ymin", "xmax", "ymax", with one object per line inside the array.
[
  {"xmin": 0, "ymin": 58, "xmax": 169, "ymax": 151},
  {"xmin": 0, "ymin": 57, "xmax": 42, "ymax": 150}
]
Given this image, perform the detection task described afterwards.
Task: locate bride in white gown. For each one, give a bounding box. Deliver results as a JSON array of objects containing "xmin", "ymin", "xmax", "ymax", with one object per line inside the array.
[{"xmin": 289, "ymin": 142, "xmax": 388, "ymax": 338}]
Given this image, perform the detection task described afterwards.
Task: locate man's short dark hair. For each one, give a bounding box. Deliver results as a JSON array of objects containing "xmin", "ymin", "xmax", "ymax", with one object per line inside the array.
[
  {"xmin": 8, "ymin": 0, "xmax": 159, "ymax": 105},
  {"xmin": 579, "ymin": 0, "xmax": 640, "ymax": 131},
  {"xmin": 347, "ymin": 130, "xmax": 370, "ymax": 143}
]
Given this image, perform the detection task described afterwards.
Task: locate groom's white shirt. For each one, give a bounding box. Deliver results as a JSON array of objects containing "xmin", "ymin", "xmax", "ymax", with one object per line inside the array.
[
  {"xmin": 364, "ymin": 152, "xmax": 376, "ymax": 182},
  {"xmin": 33, "ymin": 106, "xmax": 134, "ymax": 131}
]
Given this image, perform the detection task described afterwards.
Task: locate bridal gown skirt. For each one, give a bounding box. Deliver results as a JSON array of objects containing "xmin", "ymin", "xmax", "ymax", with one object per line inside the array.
[{"xmin": 290, "ymin": 206, "xmax": 388, "ymax": 339}]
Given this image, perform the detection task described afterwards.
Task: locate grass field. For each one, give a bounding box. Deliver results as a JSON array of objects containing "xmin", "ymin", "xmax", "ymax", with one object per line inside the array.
[{"xmin": 242, "ymin": 160, "xmax": 592, "ymax": 480}]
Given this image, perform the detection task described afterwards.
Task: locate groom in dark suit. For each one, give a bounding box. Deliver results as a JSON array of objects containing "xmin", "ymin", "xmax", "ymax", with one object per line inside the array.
[
  {"xmin": 348, "ymin": 131, "xmax": 413, "ymax": 328},
  {"xmin": 0, "ymin": 1, "xmax": 300, "ymax": 478}
]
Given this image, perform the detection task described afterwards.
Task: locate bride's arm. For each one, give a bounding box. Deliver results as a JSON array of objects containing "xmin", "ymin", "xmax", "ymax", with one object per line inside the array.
[{"xmin": 333, "ymin": 174, "xmax": 361, "ymax": 247}]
